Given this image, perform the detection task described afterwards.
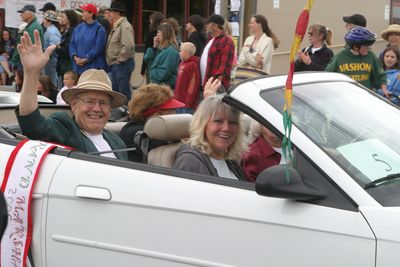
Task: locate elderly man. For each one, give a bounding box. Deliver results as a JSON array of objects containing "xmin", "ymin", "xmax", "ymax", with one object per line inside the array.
[
  {"xmin": 200, "ymin": 14, "xmax": 235, "ymax": 91},
  {"xmin": 11, "ymin": 4, "xmax": 43, "ymax": 71},
  {"xmin": 16, "ymin": 30, "xmax": 128, "ymax": 160},
  {"xmin": 106, "ymin": 2, "xmax": 135, "ymax": 99}
]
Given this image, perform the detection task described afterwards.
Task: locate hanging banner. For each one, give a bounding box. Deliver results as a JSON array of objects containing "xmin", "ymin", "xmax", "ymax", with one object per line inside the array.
[
  {"xmin": 5, "ymin": 0, "xmax": 111, "ymax": 28},
  {"xmin": 0, "ymin": 140, "xmax": 60, "ymax": 267}
]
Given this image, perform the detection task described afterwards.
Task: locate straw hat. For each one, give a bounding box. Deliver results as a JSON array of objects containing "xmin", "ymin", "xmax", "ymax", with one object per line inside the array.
[
  {"xmin": 380, "ymin": 24, "xmax": 400, "ymax": 40},
  {"xmin": 61, "ymin": 69, "xmax": 127, "ymax": 108}
]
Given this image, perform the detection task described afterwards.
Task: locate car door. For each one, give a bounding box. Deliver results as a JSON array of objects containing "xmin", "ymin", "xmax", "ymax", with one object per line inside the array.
[{"xmin": 43, "ymin": 150, "xmax": 376, "ymax": 267}]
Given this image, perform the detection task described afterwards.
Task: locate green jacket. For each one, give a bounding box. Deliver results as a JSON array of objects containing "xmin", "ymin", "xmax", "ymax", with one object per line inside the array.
[
  {"xmin": 11, "ymin": 17, "xmax": 44, "ymax": 67},
  {"xmin": 325, "ymin": 47, "xmax": 386, "ymax": 89},
  {"xmin": 16, "ymin": 108, "xmax": 128, "ymax": 160},
  {"xmin": 144, "ymin": 45, "xmax": 179, "ymax": 88}
]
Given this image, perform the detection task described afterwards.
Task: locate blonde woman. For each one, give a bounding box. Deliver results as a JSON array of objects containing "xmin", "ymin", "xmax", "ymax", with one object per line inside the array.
[
  {"xmin": 144, "ymin": 23, "xmax": 180, "ymax": 88},
  {"xmin": 239, "ymin": 14, "xmax": 279, "ymax": 74},
  {"xmin": 173, "ymin": 95, "xmax": 246, "ymax": 180},
  {"xmin": 294, "ymin": 24, "xmax": 334, "ymax": 72}
]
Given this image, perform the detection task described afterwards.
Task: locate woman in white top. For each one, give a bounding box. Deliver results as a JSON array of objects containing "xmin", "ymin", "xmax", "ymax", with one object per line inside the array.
[{"xmin": 239, "ymin": 14, "xmax": 279, "ymax": 74}]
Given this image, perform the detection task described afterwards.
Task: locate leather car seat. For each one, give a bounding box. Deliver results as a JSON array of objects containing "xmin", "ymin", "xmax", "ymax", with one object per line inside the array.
[{"xmin": 143, "ymin": 114, "xmax": 192, "ymax": 167}]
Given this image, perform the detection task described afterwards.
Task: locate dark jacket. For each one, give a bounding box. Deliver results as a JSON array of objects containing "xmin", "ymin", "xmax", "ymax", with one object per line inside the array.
[
  {"xmin": 140, "ymin": 30, "xmax": 157, "ymax": 75},
  {"xmin": 173, "ymin": 144, "xmax": 245, "ymax": 180},
  {"xmin": 56, "ymin": 26, "xmax": 75, "ymax": 77},
  {"xmin": 16, "ymin": 107, "xmax": 128, "ymax": 160},
  {"xmin": 188, "ymin": 31, "xmax": 207, "ymax": 57},
  {"xmin": 294, "ymin": 45, "xmax": 334, "ymax": 72},
  {"xmin": 119, "ymin": 120, "xmax": 145, "ymax": 162},
  {"xmin": 119, "ymin": 119, "xmax": 167, "ymax": 162}
]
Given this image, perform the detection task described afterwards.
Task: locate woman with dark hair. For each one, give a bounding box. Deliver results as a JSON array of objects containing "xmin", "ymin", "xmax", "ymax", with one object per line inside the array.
[
  {"xmin": 56, "ymin": 9, "xmax": 81, "ymax": 80},
  {"xmin": 186, "ymin": 15, "xmax": 206, "ymax": 57},
  {"xmin": 239, "ymin": 14, "xmax": 279, "ymax": 74},
  {"xmin": 140, "ymin": 12, "xmax": 165, "ymax": 81},
  {"xmin": 14, "ymin": 69, "xmax": 23, "ymax": 92},
  {"xmin": 144, "ymin": 23, "xmax": 180, "ymax": 88},
  {"xmin": 294, "ymin": 23, "xmax": 334, "ymax": 72},
  {"xmin": 36, "ymin": 75, "xmax": 59, "ymax": 103},
  {"xmin": 0, "ymin": 29, "xmax": 16, "ymax": 84}
]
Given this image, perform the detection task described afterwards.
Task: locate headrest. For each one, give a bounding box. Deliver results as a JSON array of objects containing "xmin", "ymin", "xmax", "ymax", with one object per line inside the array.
[{"xmin": 144, "ymin": 114, "xmax": 192, "ymax": 141}]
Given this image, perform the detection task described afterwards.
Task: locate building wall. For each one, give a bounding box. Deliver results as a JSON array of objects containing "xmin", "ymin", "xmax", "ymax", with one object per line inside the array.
[{"xmin": 254, "ymin": 0, "xmax": 391, "ymax": 74}]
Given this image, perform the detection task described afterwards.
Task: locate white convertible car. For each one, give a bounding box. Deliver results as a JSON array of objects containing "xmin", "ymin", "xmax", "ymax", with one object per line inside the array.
[{"xmin": 0, "ymin": 72, "xmax": 399, "ymax": 267}]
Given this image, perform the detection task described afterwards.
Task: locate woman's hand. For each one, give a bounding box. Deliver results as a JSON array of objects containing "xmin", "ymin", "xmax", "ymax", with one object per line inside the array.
[
  {"xmin": 255, "ymin": 53, "xmax": 264, "ymax": 69},
  {"xmin": 381, "ymin": 84, "xmax": 390, "ymax": 98},
  {"xmin": 298, "ymin": 51, "xmax": 311, "ymax": 65},
  {"xmin": 203, "ymin": 77, "xmax": 222, "ymax": 98},
  {"xmin": 153, "ymin": 36, "xmax": 160, "ymax": 48},
  {"xmin": 18, "ymin": 30, "xmax": 55, "ymax": 75}
]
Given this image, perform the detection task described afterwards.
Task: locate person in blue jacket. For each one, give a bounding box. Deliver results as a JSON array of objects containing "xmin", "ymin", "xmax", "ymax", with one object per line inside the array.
[
  {"xmin": 144, "ymin": 23, "xmax": 180, "ymax": 89},
  {"xmin": 69, "ymin": 3, "xmax": 107, "ymax": 75},
  {"xmin": 377, "ymin": 47, "xmax": 400, "ymax": 105}
]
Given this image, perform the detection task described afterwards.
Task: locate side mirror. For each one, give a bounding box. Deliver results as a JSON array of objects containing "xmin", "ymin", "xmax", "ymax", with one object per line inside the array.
[{"xmin": 256, "ymin": 165, "xmax": 325, "ymax": 201}]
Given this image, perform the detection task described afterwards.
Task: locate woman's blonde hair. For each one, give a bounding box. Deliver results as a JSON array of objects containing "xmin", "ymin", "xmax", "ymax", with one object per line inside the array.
[
  {"xmin": 128, "ymin": 83, "xmax": 174, "ymax": 121},
  {"xmin": 309, "ymin": 23, "xmax": 333, "ymax": 46},
  {"xmin": 186, "ymin": 95, "xmax": 247, "ymax": 161}
]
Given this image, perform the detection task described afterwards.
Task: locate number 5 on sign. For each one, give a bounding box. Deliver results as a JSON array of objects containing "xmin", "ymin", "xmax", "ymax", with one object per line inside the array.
[{"xmin": 337, "ymin": 138, "xmax": 400, "ymax": 181}]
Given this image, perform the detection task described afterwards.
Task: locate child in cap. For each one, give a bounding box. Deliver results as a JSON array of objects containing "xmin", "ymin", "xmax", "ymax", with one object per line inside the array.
[{"xmin": 174, "ymin": 42, "xmax": 201, "ymax": 114}]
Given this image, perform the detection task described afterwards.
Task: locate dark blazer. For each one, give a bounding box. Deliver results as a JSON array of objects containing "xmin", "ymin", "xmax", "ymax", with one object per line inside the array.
[
  {"xmin": 294, "ymin": 44, "xmax": 334, "ymax": 72},
  {"xmin": 16, "ymin": 107, "xmax": 128, "ymax": 160}
]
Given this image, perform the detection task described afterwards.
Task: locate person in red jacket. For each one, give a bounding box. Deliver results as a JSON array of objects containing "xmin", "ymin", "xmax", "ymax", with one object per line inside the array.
[{"xmin": 174, "ymin": 42, "xmax": 201, "ymax": 114}]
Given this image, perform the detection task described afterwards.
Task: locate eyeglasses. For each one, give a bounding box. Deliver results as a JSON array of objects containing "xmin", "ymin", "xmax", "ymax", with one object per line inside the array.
[{"xmin": 76, "ymin": 96, "xmax": 111, "ymax": 109}]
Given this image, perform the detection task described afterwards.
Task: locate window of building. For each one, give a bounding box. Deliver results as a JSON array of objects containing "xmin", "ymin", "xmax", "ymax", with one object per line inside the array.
[
  {"xmin": 121, "ymin": 0, "xmax": 212, "ymax": 47},
  {"xmin": 391, "ymin": 0, "xmax": 400, "ymax": 24}
]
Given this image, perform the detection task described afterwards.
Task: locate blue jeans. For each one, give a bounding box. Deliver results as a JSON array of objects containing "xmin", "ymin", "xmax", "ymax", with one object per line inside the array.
[
  {"xmin": 110, "ymin": 58, "xmax": 135, "ymax": 100},
  {"xmin": 44, "ymin": 54, "xmax": 60, "ymax": 88}
]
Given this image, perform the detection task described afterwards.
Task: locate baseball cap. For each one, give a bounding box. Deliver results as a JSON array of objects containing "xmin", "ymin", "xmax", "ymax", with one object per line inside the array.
[
  {"xmin": 39, "ymin": 2, "xmax": 56, "ymax": 12},
  {"xmin": 206, "ymin": 14, "xmax": 225, "ymax": 26},
  {"xmin": 17, "ymin": 5, "xmax": 36, "ymax": 13},
  {"xmin": 79, "ymin": 3, "xmax": 98, "ymax": 16},
  {"xmin": 343, "ymin": 14, "xmax": 367, "ymax": 27}
]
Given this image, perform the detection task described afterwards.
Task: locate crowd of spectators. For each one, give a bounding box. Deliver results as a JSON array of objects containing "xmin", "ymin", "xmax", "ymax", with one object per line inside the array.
[{"xmin": 11, "ymin": 3, "xmax": 400, "ymax": 183}]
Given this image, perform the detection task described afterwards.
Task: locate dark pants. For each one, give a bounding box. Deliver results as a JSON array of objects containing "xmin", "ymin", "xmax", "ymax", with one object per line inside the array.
[{"xmin": 110, "ymin": 57, "xmax": 135, "ymax": 99}]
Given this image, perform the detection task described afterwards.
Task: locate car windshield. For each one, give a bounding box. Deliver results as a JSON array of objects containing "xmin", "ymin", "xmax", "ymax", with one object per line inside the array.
[{"xmin": 262, "ymin": 81, "xmax": 400, "ymax": 206}]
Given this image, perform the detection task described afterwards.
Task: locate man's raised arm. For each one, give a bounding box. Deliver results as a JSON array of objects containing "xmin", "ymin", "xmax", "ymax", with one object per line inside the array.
[{"xmin": 18, "ymin": 30, "xmax": 55, "ymax": 115}]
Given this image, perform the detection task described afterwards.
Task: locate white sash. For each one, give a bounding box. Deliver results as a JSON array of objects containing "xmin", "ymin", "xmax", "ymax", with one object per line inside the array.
[{"xmin": 1, "ymin": 140, "xmax": 59, "ymax": 267}]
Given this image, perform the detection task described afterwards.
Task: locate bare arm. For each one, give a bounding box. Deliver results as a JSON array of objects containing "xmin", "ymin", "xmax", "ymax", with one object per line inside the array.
[{"xmin": 19, "ymin": 30, "xmax": 55, "ymax": 115}]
